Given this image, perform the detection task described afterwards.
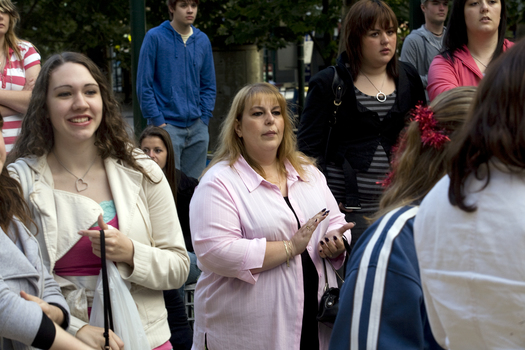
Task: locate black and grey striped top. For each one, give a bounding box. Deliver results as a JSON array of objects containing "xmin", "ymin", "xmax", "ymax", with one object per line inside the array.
[{"xmin": 325, "ymin": 87, "xmax": 396, "ymax": 214}]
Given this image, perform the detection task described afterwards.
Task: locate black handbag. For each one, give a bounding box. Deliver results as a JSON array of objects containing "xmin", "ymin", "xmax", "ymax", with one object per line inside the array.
[
  {"xmin": 316, "ymin": 235, "xmax": 350, "ymax": 327},
  {"xmin": 316, "ymin": 258, "xmax": 344, "ymax": 327}
]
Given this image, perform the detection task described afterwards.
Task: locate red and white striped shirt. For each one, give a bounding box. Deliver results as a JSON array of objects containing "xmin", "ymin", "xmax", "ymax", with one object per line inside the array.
[{"xmin": 1, "ymin": 41, "xmax": 41, "ymax": 152}]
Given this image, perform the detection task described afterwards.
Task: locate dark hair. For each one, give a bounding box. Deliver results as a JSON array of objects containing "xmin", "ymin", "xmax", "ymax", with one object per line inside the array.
[
  {"xmin": 441, "ymin": 0, "xmax": 508, "ymax": 62},
  {"xmin": 0, "ymin": 116, "xmax": 35, "ymax": 235},
  {"xmin": 166, "ymin": 0, "xmax": 199, "ymax": 20},
  {"xmin": 139, "ymin": 126, "xmax": 178, "ymax": 203},
  {"xmin": 448, "ymin": 39, "xmax": 525, "ymax": 212},
  {"xmin": 343, "ymin": 0, "xmax": 399, "ymax": 80},
  {"xmin": 8, "ymin": 52, "xmax": 154, "ymax": 182}
]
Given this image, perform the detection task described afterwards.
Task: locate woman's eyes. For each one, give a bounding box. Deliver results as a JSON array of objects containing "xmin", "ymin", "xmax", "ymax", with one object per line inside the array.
[
  {"xmin": 56, "ymin": 90, "xmax": 99, "ymax": 97},
  {"xmin": 154, "ymin": 148, "xmax": 163, "ymax": 154},
  {"xmin": 252, "ymin": 110, "xmax": 281, "ymax": 116}
]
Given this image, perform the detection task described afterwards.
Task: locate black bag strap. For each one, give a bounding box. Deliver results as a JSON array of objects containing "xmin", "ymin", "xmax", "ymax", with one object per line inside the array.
[
  {"xmin": 321, "ymin": 234, "xmax": 351, "ymax": 291},
  {"xmin": 323, "ymin": 66, "xmax": 346, "ymax": 168},
  {"xmin": 100, "ymin": 229, "xmax": 114, "ymax": 349}
]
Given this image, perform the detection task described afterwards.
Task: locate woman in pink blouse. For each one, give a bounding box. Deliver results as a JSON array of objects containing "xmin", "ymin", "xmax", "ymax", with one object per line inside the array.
[{"xmin": 190, "ymin": 83, "xmax": 354, "ymax": 350}]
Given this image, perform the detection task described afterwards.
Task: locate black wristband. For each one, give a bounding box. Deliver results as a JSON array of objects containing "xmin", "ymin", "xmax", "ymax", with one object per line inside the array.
[
  {"xmin": 31, "ymin": 311, "xmax": 55, "ymax": 350},
  {"xmin": 49, "ymin": 302, "xmax": 70, "ymax": 330}
]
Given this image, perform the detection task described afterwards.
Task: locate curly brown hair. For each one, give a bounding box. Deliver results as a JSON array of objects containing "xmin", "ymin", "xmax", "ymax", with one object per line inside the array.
[
  {"xmin": 8, "ymin": 52, "xmax": 153, "ymax": 182},
  {"xmin": 0, "ymin": 116, "xmax": 34, "ymax": 235}
]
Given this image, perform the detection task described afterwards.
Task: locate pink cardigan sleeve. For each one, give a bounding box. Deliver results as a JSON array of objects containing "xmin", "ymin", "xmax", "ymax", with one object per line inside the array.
[{"xmin": 427, "ymin": 55, "xmax": 460, "ymax": 101}]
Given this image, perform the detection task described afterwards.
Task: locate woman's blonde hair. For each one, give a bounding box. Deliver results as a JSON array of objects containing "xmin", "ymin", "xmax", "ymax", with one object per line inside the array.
[
  {"xmin": 0, "ymin": 0, "xmax": 24, "ymax": 62},
  {"xmin": 205, "ymin": 82, "xmax": 314, "ymax": 179},
  {"xmin": 371, "ymin": 87, "xmax": 476, "ymax": 221}
]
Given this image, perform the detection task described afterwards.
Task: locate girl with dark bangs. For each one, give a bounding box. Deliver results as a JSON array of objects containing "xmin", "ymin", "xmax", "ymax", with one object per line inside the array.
[
  {"xmin": 298, "ymin": 0, "xmax": 425, "ymax": 248},
  {"xmin": 415, "ymin": 39, "xmax": 525, "ymax": 348}
]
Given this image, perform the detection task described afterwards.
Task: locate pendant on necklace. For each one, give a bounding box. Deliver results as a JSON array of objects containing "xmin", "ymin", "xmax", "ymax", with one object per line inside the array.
[
  {"xmin": 376, "ymin": 91, "xmax": 387, "ymax": 103},
  {"xmin": 75, "ymin": 178, "xmax": 89, "ymax": 192}
]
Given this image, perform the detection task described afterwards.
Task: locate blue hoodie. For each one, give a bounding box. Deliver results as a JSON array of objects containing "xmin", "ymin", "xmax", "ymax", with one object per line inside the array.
[{"xmin": 137, "ymin": 21, "xmax": 216, "ymax": 127}]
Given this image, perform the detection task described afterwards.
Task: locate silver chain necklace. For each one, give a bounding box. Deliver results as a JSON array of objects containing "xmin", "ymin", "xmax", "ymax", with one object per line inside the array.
[
  {"xmin": 470, "ymin": 53, "xmax": 488, "ymax": 68},
  {"xmin": 52, "ymin": 150, "xmax": 97, "ymax": 192},
  {"xmin": 361, "ymin": 72, "xmax": 387, "ymax": 103}
]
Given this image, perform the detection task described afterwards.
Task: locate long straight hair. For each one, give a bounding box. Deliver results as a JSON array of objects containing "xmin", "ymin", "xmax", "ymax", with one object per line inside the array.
[
  {"xmin": 205, "ymin": 83, "xmax": 314, "ymax": 179},
  {"xmin": 441, "ymin": 0, "xmax": 508, "ymax": 62},
  {"xmin": 139, "ymin": 126, "xmax": 178, "ymax": 203},
  {"xmin": 372, "ymin": 87, "xmax": 476, "ymax": 221},
  {"xmin": 0, "ymin": 116, "xmax": 34, "ymax": 235},
  {"xmin": 448, "ymin": 39, "xmax": 525, "ymax": 212},
  {"xmin": 0, "ymin": 0, "xmax": 25, "ymax": 62}
]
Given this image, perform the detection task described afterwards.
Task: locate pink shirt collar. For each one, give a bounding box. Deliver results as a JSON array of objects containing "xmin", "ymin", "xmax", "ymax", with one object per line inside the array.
[{"xmin": 232, "ymin": 155, "xmax": 308, "ymax": 193}]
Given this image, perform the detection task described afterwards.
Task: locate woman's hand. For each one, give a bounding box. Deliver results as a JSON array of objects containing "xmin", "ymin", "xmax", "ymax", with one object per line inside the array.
[
  {"xmin": 76, "ymin": 325, "xmax": 124, "ymax": 350},
  {"xmin": 78, "ymin": 215, "xmax": 135, "ymax": 266},
  {"xmin": 289, "ymin": 209, "xmax": 330, "ymax": 256},
  {"xmin": 20, "ymin": 291, "xmax": 64, "ymax": 325},
  {"xmin": 318, "ymin": 222, "xmax": 355, "ymax": 259}
]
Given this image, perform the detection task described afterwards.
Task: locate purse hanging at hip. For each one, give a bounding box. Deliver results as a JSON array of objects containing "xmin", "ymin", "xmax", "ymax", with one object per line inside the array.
[{"xmin": 316, "ymin": 235, "xmax": 350, "ymax": 327}]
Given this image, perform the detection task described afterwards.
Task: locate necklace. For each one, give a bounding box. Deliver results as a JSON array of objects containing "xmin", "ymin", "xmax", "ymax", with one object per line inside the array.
[
  {"xmin": 53, "ymin": 150, "xmax": 97, "ymax": 192},
  {"xmin": 430, "ymin": 30, "xmax": 444, "ymax": 36},
  {"xmin": 361, "ymin": 72, "xmax": 387, "ymax": 103},
  {"xmin": 470, "ymin": 53, "xmax": 488, "ymax": 68}
]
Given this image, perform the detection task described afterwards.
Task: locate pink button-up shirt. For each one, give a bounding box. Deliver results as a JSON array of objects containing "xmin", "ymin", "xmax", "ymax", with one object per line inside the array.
[{"xmin": 190, "ymin": 156, "xmax": 350, "ymax": 350}]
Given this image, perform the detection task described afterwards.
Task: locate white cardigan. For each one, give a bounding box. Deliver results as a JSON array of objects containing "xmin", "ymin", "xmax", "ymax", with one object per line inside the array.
[{"xmin": 8, "ymin": 152, "xmax": 190, "ymax": 349}]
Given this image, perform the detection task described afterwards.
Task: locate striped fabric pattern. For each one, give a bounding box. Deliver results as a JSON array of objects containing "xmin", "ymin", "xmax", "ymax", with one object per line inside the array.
[
  {"xmin": 1, "ymin": 41, "xmax": 41, "ymax": 153},
  {"xmin": 350, "ymin": 206, "xmax": 419, "ymax": 350},
  {"xmin": 324, "ymin": 88, "xmax": 396, "ymax": 213}
]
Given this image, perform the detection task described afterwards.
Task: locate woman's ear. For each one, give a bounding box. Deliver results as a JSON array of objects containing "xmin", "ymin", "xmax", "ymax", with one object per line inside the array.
[{"xmin": 234, "ymin": 119, "xmax": 242, "ymax": 138}]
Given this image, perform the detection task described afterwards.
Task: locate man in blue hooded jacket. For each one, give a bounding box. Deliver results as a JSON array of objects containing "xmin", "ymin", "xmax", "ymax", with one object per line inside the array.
[{"xmin": 137, "ymin": 0, "xmax": 216, "ymax": 179}]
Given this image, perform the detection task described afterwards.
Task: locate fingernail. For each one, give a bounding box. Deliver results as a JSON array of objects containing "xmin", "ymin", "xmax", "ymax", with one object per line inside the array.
[
  {"xmin": 322, "ymin": 208, "xmax": 327, "ymax": 212},
  {"xmin": 352, "ymin": 221, "xmax": 357, "ymax": 225},
  {"xmin": 320, "ymin": 240, "xmax": 325, "ymax": 245},
  {"xmin": 333, "ymin": 236, "xmax": 338, "ymax": 241},
  {"xmin": 324, "ymin": 237, "xmax": 329, "ymax": 243}
]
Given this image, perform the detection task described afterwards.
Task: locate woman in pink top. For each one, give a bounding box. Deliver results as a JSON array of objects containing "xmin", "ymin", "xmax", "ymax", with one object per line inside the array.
[
  {"xmin": 427, "ymin": 0, "xmax": 513, "ymax": 101},
  {"xmin": 190, "ymin": 83, "xmax": 354, "ymax": 350},
  {"xmin": 0, "ymin": 0, "xmax": 41, "ymax": 153}
]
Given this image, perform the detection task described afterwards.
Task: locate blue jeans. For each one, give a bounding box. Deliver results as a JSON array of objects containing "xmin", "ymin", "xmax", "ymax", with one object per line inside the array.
[{"xmin": 165, "ymin": 120, "xmax": 209, "ymax": 179}]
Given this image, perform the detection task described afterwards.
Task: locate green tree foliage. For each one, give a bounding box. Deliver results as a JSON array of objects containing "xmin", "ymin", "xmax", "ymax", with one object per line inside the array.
[{"xmin": 16, "ymin": 0, "xmax": 130, "ymax": 70}]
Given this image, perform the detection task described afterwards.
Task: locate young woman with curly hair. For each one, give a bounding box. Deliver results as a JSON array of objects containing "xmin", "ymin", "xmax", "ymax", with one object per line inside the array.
[
  {"xmin": 8, "ymin": 52, "xmax": 189, "ymax": 350},
  {"xmin": 1, "ymin": 114, "xmax": 96, "ymax": 349}
]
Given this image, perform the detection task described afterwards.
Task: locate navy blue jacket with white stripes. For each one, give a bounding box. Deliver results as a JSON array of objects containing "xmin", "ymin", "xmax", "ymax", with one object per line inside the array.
[{"xmin": 329, "ymin": 206, "xmax": 443, "ymax": 350}]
